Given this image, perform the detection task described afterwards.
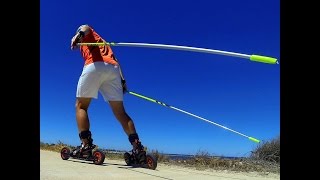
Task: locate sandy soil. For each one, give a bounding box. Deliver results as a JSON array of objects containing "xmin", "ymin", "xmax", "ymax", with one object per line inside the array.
[{"xmin": 40, "ymin": 150, "xmax": 279, "ymax": 180}]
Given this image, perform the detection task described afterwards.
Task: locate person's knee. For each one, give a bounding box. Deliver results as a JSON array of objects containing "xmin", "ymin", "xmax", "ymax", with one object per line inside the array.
[
  {"xmin": 75, "ymin": 101, "xmax": 80, "ymax": 109},
  {"xmin": 75, "ymin": 99, "xmax": 89, "ymax": 110}
]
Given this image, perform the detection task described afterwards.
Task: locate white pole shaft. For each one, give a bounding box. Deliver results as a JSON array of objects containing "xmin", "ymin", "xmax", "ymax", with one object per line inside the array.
[
  {"xmin": 114, "ymin": 42, "xmax": 251, "ymax": 59},
  {"xmin": 170, "ymin": 106, "xmax": 249, "ymax": 138},
  {"xmin": 77, "ymin": 42, "xmax": 277, "ymax": 64}
]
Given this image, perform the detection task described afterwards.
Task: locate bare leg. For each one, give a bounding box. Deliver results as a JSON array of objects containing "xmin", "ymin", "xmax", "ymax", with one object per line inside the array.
[
  {"xmin": 109, "ymin": 101, "xmax": 146, "ymax": 163},
  {"xmin": 109, "ymin": 101, "xmax": 137, "ymax": 135},
  {"xmin": 75, "ymin": 97, "xmax": 92, "ymax": 144}
]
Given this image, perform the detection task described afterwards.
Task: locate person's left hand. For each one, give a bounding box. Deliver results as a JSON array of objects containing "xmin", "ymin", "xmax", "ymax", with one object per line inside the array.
[
  {"xmin": 70, "ymin": 35, "xmax": 79, "ymax": 50},
  {"xmin": 71, "ymin": 40, "xmax": 78, "ymax": 50}
]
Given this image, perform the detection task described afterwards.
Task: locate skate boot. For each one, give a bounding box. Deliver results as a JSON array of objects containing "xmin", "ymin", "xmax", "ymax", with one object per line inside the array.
[
  {"xmin": 124, "ymin": 133, "xmax": 158, "ymax": 169},
  {"xmin": 128, "ymin": 133, "xmax": 147, "ymax": 165},
  {"xmin": 72, "ymin": 130, "xmax": 96, "ymax": 159}
]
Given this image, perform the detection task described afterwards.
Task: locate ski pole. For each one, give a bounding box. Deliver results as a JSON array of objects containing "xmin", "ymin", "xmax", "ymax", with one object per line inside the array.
[
  {"xmin": 77, "ymin": 42, "xmax": 278, "ymax": 64},
  {"xmin": 128, "ymin": 91, "xmax": 260, "ymax": 143}
]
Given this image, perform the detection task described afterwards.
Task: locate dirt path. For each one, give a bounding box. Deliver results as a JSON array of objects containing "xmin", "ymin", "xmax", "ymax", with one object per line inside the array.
[{"xmin": 40, "ymin": 150, "xmax": 279, "ymax": 180}]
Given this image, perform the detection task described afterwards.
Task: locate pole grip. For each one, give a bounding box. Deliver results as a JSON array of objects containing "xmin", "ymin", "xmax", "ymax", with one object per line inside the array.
[{"xmin": 250, "ymin": 55, "xmax": 278, "ymax": 64}]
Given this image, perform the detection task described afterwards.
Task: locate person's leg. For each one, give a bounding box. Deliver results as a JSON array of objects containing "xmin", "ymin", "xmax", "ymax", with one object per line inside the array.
[
  {"xmin": 109, "ymin": 101, "xmax": 146, "ymax": 160},
  {"xmin": 75, "ymin": 63, "xmax": 102, "ymax": 152},
  {"xmin": 75, "ymin": 97, "xmax": 92, "ymax": 146},
  {"xmin": 100, "ymin": 63, "xmax": 146, "ymax": 162},
  {"xmin": 99, "ymin": 65, "xmax": 140, "ymax": 143},
  {"xmin": 108, "ymin": 101, "xmax": 136, "ymax": 135}
]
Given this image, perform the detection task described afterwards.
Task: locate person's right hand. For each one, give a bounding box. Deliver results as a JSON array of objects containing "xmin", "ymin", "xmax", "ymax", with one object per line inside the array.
[{"xmin": 121, "ymin": 79, "xmax": 128, "ymax": 94}]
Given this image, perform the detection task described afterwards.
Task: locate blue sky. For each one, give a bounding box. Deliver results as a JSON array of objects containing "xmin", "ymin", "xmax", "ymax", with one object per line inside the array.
[{"xmin": 40, "ymin": 0, "xmax": 279, "ymax": 157}]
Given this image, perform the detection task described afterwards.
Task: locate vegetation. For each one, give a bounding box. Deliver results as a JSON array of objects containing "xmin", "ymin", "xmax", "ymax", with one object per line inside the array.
[
  {"xmin": 40, "ymin": 135, "xmax": 279, "ymax": 174},
  {"xmin": 250, "ymin": 135, "xmax": 280, "ymax": 163}
]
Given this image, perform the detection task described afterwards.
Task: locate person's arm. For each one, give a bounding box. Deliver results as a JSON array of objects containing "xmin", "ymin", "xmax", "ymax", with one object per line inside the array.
[
  {"xmin": 70, "ymin": 24, "xmax": 91, "ymax": 50},
  {"xmin": 113, "ymin": 55, "xmax": 128, "ymax": 94},
  {"xmin": 118, "ymin": 64, "xmax": 125, "ymax": 82},
  {"xmin": 118, "ymin": 64, "xmax": 128, "ymax": 93}
]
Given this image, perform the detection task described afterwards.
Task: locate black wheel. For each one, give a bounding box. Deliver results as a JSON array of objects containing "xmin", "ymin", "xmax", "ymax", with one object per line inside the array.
[
  {"xmin": 92, "ymin": 150, "xmax": 105, "ymax": 165},
  {"xmin": 145, "ymin": 154, "xmax": 157, "ymax": 170},
  {"xmin": 60, "ymin": 147, "xmax": 71, "ymax": 160},
  {"xmin": 124, "ymin": 152, "xmax": 133, "ymax": 165}
]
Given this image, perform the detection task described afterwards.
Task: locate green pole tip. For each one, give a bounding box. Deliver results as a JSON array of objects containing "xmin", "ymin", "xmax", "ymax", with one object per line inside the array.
[
  {"xmin": 248, "ymin": 137, "xmax": 260, "ymax": 143},
  {"xmin": 250, "ymin": 55, "xmax": 278, "ymax": 64}
]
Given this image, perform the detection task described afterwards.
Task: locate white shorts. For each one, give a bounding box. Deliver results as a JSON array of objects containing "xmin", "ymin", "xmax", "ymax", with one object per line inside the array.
[{"xmin": 76, "ymin": 62, "xmax": 123, "ymax": 101}]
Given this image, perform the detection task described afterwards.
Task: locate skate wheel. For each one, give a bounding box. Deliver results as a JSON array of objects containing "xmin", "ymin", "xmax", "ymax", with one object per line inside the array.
[
  {"xmin": 146, "ymin": 154, "xmax": 157, "ymax": 170},
  {"xmin": 92, "ymin": 150, "xmax": 105, "ymax": 165},
  {"xmin": 60, "ymin": 147, "xmax": 71, "ymax": 160}
]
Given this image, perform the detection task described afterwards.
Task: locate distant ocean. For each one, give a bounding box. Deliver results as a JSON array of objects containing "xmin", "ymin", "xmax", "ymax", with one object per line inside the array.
[
  {"xmin": 104, "ymin": 150, "xmax": 243, "ymax": 160},
  {"xmin": 165, "ymin": 154, "xmax": 243, "ymax": 160}
]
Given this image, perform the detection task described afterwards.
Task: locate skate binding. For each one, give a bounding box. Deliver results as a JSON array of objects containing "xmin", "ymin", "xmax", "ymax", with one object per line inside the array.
[
  {"xmin": 124, "ymin": 139, "xmax": 158, "ymax": 170},
  {"xmin": 60, "ymin": 131, "xmax": 105, "ymax": 165},
  {"xmin": 60, "ymin": 145, "xmax": 105, "ymax": 165}
]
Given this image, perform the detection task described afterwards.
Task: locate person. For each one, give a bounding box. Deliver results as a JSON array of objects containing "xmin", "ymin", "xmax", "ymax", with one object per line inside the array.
[{"xmin": 70, "ymin": 24, "xmax": 146, "ymax": 163}]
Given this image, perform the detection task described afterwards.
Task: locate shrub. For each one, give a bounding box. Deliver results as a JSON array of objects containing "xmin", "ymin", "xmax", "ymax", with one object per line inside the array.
[
  {"xmin": 150, "ymin": 149, "xmax": 170, "ymax": 163},
  {"xmin": 250, "ymin": 135, "xmax": 280, "ymax": 164}
]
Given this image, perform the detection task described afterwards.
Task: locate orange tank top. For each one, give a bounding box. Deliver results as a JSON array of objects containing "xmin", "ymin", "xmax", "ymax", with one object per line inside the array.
[{"xmin": 80, "ymin": 27, "xmax": 118, "ymax": 66}]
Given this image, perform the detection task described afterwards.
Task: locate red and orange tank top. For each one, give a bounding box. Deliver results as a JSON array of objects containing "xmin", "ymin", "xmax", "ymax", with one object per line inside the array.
[{"xmin": 80, "ymin": 27, "xmax": 118, "ymax": 66}]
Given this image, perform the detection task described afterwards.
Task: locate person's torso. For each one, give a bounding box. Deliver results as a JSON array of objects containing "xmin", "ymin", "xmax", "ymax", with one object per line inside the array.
[{"xmin": 80, "ymin": 27, "xmax": 118, "ymax": 66}]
